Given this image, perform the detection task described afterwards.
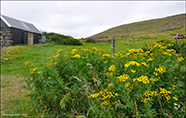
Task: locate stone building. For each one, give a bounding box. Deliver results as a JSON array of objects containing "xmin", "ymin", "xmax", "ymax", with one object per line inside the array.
[{"xmin": 0, "ymin": 15, "xmax": 42, "ymax": 48}]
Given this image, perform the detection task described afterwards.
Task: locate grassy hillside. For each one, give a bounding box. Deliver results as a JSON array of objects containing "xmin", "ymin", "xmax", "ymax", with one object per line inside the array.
[{"xmin": 90, "ymin": 13, "xmax": 186, "ymax": 39}]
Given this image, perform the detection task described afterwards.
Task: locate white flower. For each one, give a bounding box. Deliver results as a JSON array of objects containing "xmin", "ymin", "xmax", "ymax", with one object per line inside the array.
[
  {"xmin": 174, "ymin": 103, "xmax": 178, "ymax": 106},
  {"xmin": 174, "ymin": 107, "xmax": 178, "ymax": 110},
  {"xmin": 181, "ymin": 107, "xmax": 185, "ymax": 112}
]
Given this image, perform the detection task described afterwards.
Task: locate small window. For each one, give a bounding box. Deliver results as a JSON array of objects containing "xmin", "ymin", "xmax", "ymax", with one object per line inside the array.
[{"xmin": 20, "ymin": 21, "xmax": 30, "ymax": 30}]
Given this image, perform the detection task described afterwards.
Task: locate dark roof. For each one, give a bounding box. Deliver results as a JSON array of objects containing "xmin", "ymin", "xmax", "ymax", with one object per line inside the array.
[{"xmin": 1, "ymin": 15, "xmax": 42, "ymax": 34}]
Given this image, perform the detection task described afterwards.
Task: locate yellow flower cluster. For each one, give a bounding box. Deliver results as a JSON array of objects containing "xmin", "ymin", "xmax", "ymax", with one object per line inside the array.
[
  {"xmin": 147, "ymin": 57, "xmax": 154, "ymax": 61},
  {"xmin": 145, "ymin": 91, "xmax": 158, "ymax": 97},
  {"xmin": 30, "ymin": 67, "xmax": 37, "ymax": 74},
  {"xmin": 125, "ymin": 61, "xmax": 141, "ymax": 68},
  {"xmin": 106, "ymin": 72, "xmax": 114, "ymax": 79},
  {"xmin": 108, "ymin": 83, "xmax": 115, "ymax": 90},
  {"xmin": 167, "ymin": 49, "xmax": 176, "ymax": 53},
  {"xmin": 83, "ymin": 49, "xmax": 90, "ymax": 52},
  {"xmin": 58, "ymin": 49, "xmax": 63, "ymax": 53},
  {"xmin": 147, "ymin": 41, "xmax": 179, "ymax": 58},
  {"xmin": 71, "ymin": 54, "xmax": 81, "ymax": 59},
  {"xmin": 133, "ymin": 75, "xmax": 149, "ymax": 84},
  {"xmin": 159, "ymin": 87, "xmax": 172, "ymax": 101},
  {"xmin": 166, "ymin": 43, "xmax": 174, "ymax": 47},
  {"xmin": 39, "ymin": 99, "xmax": 42, "ymax": 104},
  {"xmin": 53, "ymin": 53, "xmax": 60, "ymax": 58},
  {"xmin": 101, "ymin": 100, "xmax": 110, "ymax": 105},
  {"xmin": 111, "ymin": 100, "xmax": 120, "ymax": 106},
  {"xmin": 137, "ymin": 75, "xmax": 149, "ymax": 84},
  {"xmin": 127, "ymin": 48, "xmax": 144, "ymax": 54},
  {"xmin": 177, "ymin": 57, "xmax": 184, "ymax": 62},
  {"xmin": 110, "ymin": 73, "xmax": 113, "ymax": 78},
  {"xmin": 37, "ymin": 71, "xmax": 41, "ymax": 74},
  {"xmin": 44, "ymin": 105, "xmax": 47, "ymax": 110},
  {"xmin": 101, "ymin": 99, "xmax": 119, "ymax": 106},
  {"xmin": 92, "ymin": 47, "xmax": 98, "ymax": 51},
  {"xmin": 102, "ymin": 91, "xmax": 118, "ymax": 100},
  {"xmin": 162, "ymin": 51, "xmax": 171, "ymax": 56},
  {"xmin": 131, "ymin": 69, "xmax": 136, "ymax": 73},
  {"xmin": 126, "ymin": 48, "xmax": 144, "ymax": 59},
  {"xmin": 117, "ymin": 74, "xmax": 129, "ymax": 82},
  {"xmin": 82, "ymin": 48, "xmax": 90, "ymax": 53},
  {"xmin": 141, "ymin": 97, "xmax": 151, "ymax": 103},
  {"xmin": 149, "ymin": 78, "xmax": 158, "ymax": 84},
  {"xmin": 102, "ymin": 54, "xmax": 111, "ymax": 58},
  {"xmin": 173, "ymin": 96, "xmax": 178, "ymax": 101},
  {"xmin": 169, "ymin": 85, "xmax": 176, "ymax": 90},
  {"xmin": 90, "ymin": 93, "xmax": 100, "ymax": 98},
  {"xmin": 125, "ymin": 82, "xmax": 130, "ymax": 87},
  {"xmin": 133, "ymin": 75, "xmax": 150, "ymax": 84},
  {"xmin": 141, "ymin": 62, "xmax": 149, "ymax": 67},
  {"xmin": 141, "ymin": 91, "xmax": 158, "ymax": 103},
  {"xmin": 108, "ymin": 65, "xmax": 116, "ymax": 72},
  {"xmin": 150, "ymin": 43, "xmax": 170, "ymax": 52},
  {"xmin": 155, "ymin": 65, "xmax": 166, "ymax": 74},
  {"xmin": 47, "ymin": 56, "xmax": 51, "ymax": 59},
  {"xmin": 152, "ymin": 44, "xmax": 162, "ymax": 49},
  {"xmin": 126, "ymin": 86, "xmax": 133, "ymax": 91},
  {"xmin": 108, "ymin": 83, "xmax": 113, "ymax": 87},
  {"xmin": 71, "ymin": 49, "xmax": 78, "ymax": 54},
  {"xmin": 153, "ymin": 72, "xmax": 159, "ymax": 76},
  {"xmin": 160, "ymin": 46, "xmax": 166, "ymax": 50},
  {"xmin": 89, "ymin": 88, "xmax": 118, "ymax": 106},
  {"xmin": 115, "ymin": 52, "xmax": 124, "ymax": 58}
]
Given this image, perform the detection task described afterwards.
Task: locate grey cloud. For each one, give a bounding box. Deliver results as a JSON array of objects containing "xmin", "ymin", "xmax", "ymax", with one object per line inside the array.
[{"xmin": 2, "ymin": 1, "xmax": 185, "ymax": 38}]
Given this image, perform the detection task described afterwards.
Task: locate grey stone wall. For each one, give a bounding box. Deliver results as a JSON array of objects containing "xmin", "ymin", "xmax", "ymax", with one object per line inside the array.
[{"xmin": 0, "ymin": 28, "xmax": 13, "ymax": 48}]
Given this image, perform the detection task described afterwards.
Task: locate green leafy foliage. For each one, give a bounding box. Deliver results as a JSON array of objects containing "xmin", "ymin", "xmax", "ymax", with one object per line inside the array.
[
  {"xmin": 43, "ymin": 32, "xmax": 82, "ymax": 45},
  {"xmin": 21, "ymin": 39, "xmax": 186, "ymax": 117},
  {"xmin": 85, "ymin": 38, "xmax": 98, "ymax": 43}
]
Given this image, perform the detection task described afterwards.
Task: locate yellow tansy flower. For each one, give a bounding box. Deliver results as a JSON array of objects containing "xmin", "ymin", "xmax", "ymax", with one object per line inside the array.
[
  {"xmin": 173, "ymin": 97, "xmax": 178, "ymax": 101},
  {"xmin": 131, "ymin": 69, "xmax": 136, "ymax": 73},
  {"xmin": 108, "ymin": 65, "xmax": 116, "ymax": 72},
  {"xmin": 177, "ymin": 57, "xmax": 184, "ymax": 62}
]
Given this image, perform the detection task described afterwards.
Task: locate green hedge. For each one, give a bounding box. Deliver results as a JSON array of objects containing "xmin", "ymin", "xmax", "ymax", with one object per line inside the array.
[{"xmin": 43, "ymin": 32, "xmax": 82, "ymax": 45}]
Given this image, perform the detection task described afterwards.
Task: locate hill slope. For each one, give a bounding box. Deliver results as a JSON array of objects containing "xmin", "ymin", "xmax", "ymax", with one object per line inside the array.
[{"xmin": 90, "ymin": 13, "xmax": 186, "ymax": 39}]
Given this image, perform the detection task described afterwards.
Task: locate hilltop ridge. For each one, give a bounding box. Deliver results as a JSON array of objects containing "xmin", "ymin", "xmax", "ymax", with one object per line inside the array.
[{"xmin": 89, "ymin": 13, "xmax": 186, "ymax": 39}]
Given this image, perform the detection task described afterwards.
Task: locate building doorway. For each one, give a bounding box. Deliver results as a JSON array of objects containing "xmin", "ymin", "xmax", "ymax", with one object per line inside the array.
[{"xmin": 28, "ymin": 32, "xmax": 33, "ymax": 45}]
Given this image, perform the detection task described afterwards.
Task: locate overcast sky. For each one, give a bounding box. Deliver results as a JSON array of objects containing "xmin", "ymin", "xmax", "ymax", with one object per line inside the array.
[{"xmin": 1, "ymin": 1, "xmax": 185, "ymax": 38}]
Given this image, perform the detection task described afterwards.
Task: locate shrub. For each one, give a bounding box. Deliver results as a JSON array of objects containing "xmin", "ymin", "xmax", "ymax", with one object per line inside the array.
[
  {"xmin": 85, "ymin": 38, "xmax": 98, "ymax": 43},
  {"xmin": 43, "ymin": 32, "xmax": 82, "ymax": 46},
  {"xmin": 22, "ymin": 39, "xmax": 186, "ymax": 117},
  {"xmin": 64, "ymin": 38, "xmax": 82, "ymax": 45}
]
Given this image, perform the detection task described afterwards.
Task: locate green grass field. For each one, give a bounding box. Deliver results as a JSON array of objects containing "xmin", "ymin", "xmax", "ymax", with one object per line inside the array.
[{"xmin": 1, "ymin": 39, "xmax": 149, "ymax": 76}]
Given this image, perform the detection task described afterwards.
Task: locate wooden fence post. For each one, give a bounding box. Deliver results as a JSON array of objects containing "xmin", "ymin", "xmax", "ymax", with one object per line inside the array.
[
  {"xmin": 112, "ymin": 37, "xmax": 115, "ymax": 57},
  {"xmin": 133, "ymin": 37, "xmax": 135, "ymax": 49}
]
